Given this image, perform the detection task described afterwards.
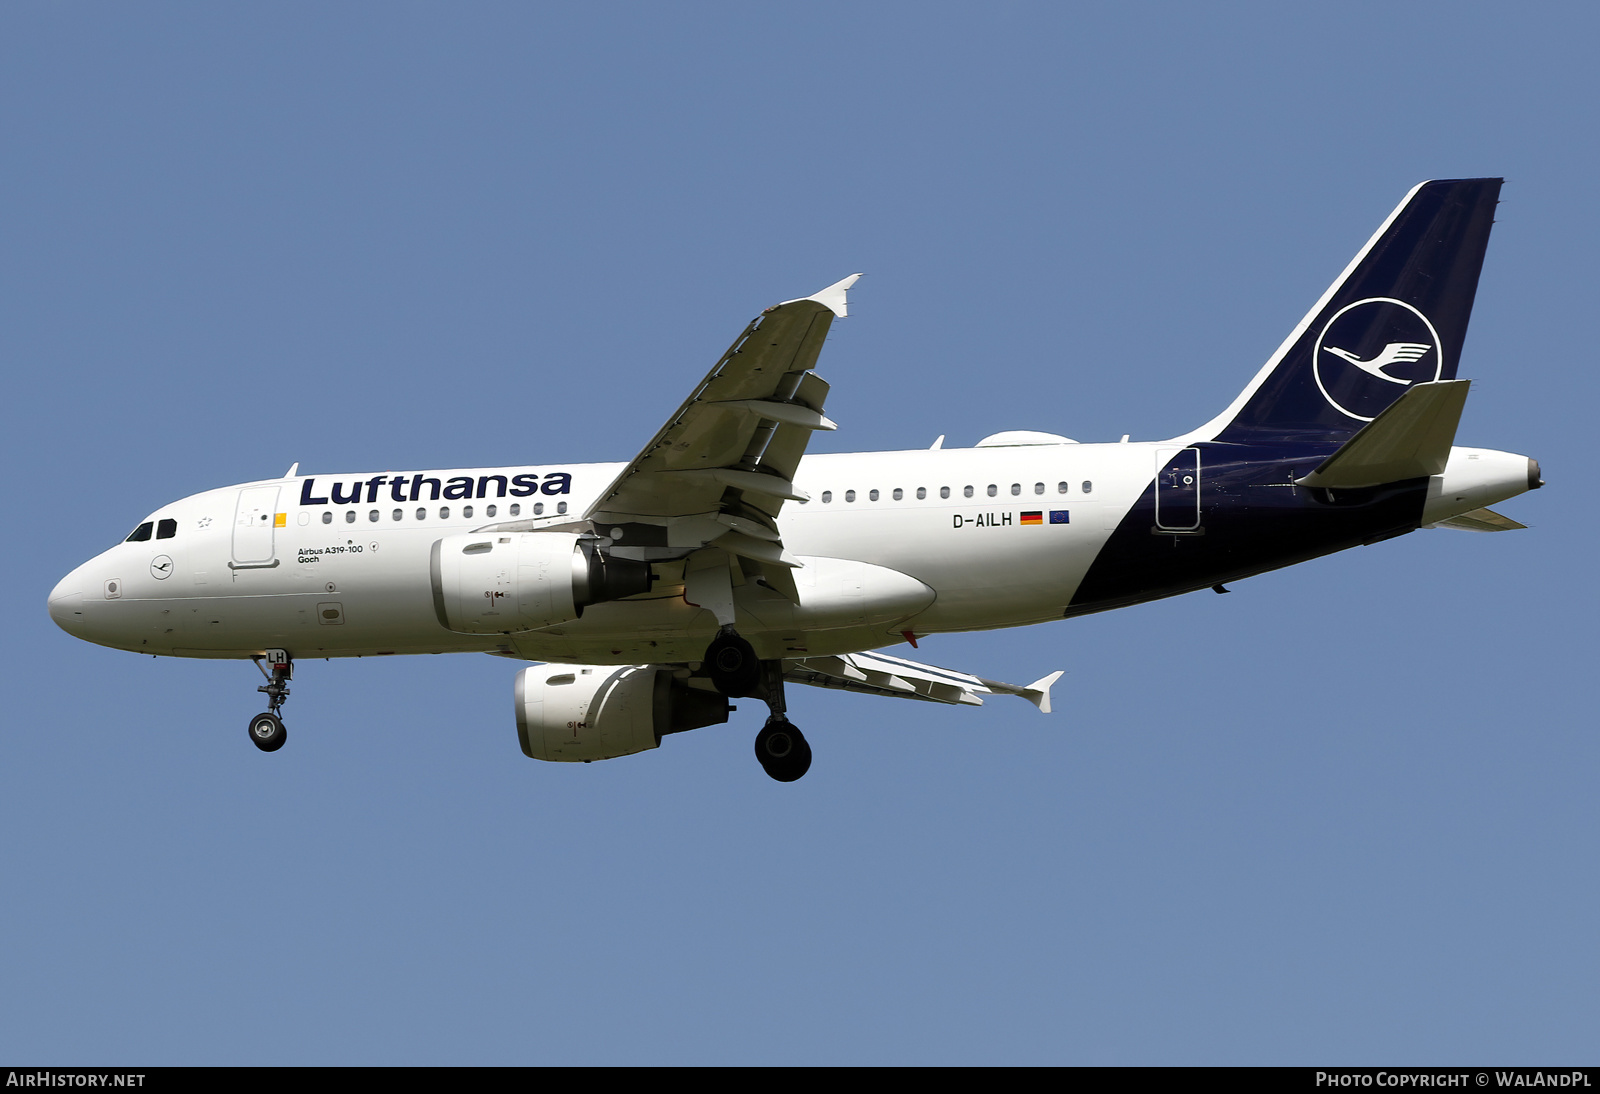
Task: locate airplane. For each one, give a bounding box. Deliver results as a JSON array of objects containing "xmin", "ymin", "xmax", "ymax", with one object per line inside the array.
[{"xmin": 47, "ymin": 178, "xmax": 1541, "ymax": 781}]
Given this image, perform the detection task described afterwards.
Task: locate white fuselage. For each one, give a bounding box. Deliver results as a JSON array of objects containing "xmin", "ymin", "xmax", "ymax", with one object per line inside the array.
[
  {"xmin": 47, "ymin": 442, "xmax": 1158, "ymax": 665},
  {"xmin": 48, "ymin": 438, "xmax": 1536, "ymax": 668}
]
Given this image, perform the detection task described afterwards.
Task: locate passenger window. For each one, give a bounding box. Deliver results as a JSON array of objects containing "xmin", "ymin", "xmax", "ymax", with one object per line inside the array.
[
  {"xmin": 963, "ymin": 485, "xmax": 974, "ymax": 498},
  {"xmin": 322, "ymin": 512, "xmax": 333, "ymax": 524},
  {"xmin": 1082, "ymin": 481, "xmax": 1093, "ymax": 494},
  {"xmin": 987, "ymin": 484, "xmax": 997, "ymax": 497},
  {"xmin": 463, "ymin": 505, "xmax": 474, "ymax": 519},
  {"xmin": 869, "ymin": 489, "xmax": 879, "ymax": 501},
  {"xmin": 157, "ymin": 518, "xmax": 178, "ymax": 539},
  {"xmin": 416, "ymin": 508, "xmax": 426, "ymax": 521},
  {"xmin": 533, "ymin": 503, "xmax": 544, "ymax": 516},
  {"xmin": 509, "ymin": 504, "xmax": 520, "ymax": 516},
  {"xmin": 1058, "ymin": 481, "xmax": 1069, "ymax": 494},
  {"xmin": 486, "ymin": 504, "xmax": 497, "ymax": 517},
  {"xmin": 892, "ymin": 488, "xmax": 903, "ymax": 501},
  {"xmin": 440, "ymin": 507, "xmax": 450, "ymax": 519},
  {"xmin": 940, "ymin": 487, "xmax": 950, "ymax": 499},
  {"xmin": 1034, "ymin": 482, "xmax": 1045, "ymax": 495},
  {"xmin": 125, "ymin": 522, "xmax": 154, "ymax": 543},
  {"xmin": 821, "ymin": 491, "xmax": 832, "ymax": 503},
  {"xmin": 368, "ymin": 510, "xmax": 379, "ymax": 522},
  {"xmin": 557, "ymin": 502, "xmax": 567, "ymax": 515},
  {"xmin": 345, "ymin": 511, "xmax": 356, "ymax": 524},
  {"xmin": 845, "ymin": 490, "xmax": 856, "ymax": 502},
  {"xmin": 392, "ymin": 509, "xmax": 402, "ymax": 521},
  {"xmin": 916, "ymin": 487, "xmax": 926, "ymax": 500},
  {"xmin": 1010, "ymin": 483, "xmax": 1020, "ymax": 496}
]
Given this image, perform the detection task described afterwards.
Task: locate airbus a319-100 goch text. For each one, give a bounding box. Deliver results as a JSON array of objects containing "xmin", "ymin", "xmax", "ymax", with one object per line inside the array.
[{"xmin": 49, "ymin": 179, "xmax": 1541, "ymax": 781}]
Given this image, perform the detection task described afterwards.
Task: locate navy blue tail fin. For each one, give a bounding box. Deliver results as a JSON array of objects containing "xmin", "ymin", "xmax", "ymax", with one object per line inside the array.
[{"xmin": 1196, "ymin": 178, "xmax": 1502, "ymax": 445}]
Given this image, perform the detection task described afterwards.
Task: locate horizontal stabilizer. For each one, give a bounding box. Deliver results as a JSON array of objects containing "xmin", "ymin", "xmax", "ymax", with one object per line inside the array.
[
  {"xmin": 1297, "ymin": 380, "xmax": 1470, "ymax": 489},
  {"xmin": 1430, "ymin": 506, "xmax": 1527, "ymax": 532}
]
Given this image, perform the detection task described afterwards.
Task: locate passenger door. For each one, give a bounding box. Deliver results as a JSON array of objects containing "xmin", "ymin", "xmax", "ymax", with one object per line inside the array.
[
  {"xmin": 232, "ymin": 486, "xmax": 281, "ymax": 566},
  {"xmin": 1154, "ymin": 448, "xmax": 1201, "ymax": 532}
]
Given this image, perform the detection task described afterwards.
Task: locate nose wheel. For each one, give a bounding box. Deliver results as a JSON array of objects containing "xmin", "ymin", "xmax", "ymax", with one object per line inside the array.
[
  {"xmin": 248, "ymin": 712, "xmax": 287, "ymax": 752},
  {"xmin": 248, "ymin": 649, "xmax": 293, "ymax": 753}
]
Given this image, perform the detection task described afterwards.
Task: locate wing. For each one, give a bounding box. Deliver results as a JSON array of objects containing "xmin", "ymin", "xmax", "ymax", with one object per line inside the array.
[
  {"xmin": 584, "ymin": 274, "xmax": 860, "ymax": 597},
  {"xmin": 785, "ymin": 650, "xmax": 1064, "ymax": 713}
]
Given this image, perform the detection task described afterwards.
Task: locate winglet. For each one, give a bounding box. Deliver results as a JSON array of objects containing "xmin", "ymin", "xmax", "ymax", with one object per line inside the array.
[
  {"xmin": 1022, "ymin": 670, "xmax": 1064, "ymax": 714},
  {"xmin": 781, "ymin": 273, "xmax": 862, "ymax": 318}
]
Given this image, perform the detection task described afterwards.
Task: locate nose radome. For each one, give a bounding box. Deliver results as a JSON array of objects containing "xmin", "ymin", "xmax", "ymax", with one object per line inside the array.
[{"xmin": 48, "ymin": 566, "xmax": 89, "ymax": 634}]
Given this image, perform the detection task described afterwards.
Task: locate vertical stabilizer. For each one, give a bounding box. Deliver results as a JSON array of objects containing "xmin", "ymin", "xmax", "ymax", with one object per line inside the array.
[{"xmin": 1188, "ymin": 179, "xmax": 1501, "ymax": 445}]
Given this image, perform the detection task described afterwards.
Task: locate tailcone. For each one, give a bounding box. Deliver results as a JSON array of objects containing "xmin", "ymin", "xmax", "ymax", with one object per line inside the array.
[{"xmin": 1422, "ymin": 447, "xmax": 1540, "ymax": 525}]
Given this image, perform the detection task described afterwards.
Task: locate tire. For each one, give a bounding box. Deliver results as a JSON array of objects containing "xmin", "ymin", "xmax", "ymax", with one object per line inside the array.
[
  {"xmin": 705, "ymin": 632, "xmax": 761, "ymax": 697},
  {"xmin": 755, "ymin": 720, "xmax": 811, "ymax": 782},
  {"xmin": 248, "ymin": 712, "xmax": 287, "ymax": 753}
]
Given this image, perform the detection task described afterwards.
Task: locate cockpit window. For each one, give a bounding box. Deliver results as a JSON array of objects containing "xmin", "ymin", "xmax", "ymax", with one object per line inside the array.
[
  {"xmin": 156, "ymin": 519, "xmax": 177, "ymax": 540},
  {"xmin": 126, "ymin": 522, "xmax": 154, "ymax": 543}
]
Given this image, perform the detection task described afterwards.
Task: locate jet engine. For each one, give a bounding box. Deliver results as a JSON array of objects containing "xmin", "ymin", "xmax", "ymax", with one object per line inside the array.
[
  {"xmin": 430, "ymin": 532, "xmax": 652, "ymax": 634},
  {"xmin": 514, "ymin": 663, "xmax": 733, "ymax": 762}
]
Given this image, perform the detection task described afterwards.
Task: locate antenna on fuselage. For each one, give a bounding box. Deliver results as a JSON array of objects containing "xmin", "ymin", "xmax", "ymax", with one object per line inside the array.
[
  {"xmin": 284, "ymin": 462, "xmax": 300, "ymax": 478},
  {"xmin": 929, "ymin": 435, "xmax": 945, "ymax": 450}
]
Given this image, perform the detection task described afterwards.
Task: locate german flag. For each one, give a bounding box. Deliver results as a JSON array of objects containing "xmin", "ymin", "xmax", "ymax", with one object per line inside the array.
[{"xmin": 1020, "ymin": 511, "xmax": 1043, "ymax": 525}]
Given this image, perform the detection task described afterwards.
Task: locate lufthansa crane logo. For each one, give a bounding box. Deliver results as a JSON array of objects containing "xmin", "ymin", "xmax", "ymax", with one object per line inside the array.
[{"xmin": 1314, "ymin": 297, "xmax": 1443, "ymax": 421}]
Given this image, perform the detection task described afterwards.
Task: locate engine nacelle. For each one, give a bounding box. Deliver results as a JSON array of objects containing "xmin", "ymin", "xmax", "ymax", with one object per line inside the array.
[
  {"xmin": 431, "ymin": 532, "xmax": 652, "ymax": 634},
  {"xmin": 514, "ymin": 663, "xmax": 732, "ymax": 762}
]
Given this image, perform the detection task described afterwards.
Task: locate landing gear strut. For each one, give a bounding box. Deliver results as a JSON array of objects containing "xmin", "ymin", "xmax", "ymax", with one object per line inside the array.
[
  {"xmin": 248, "ymin": 649, "xmax": 291, "ymax": 753},
  {"xmin": 754, "ymin": 659, "xmax": 810, "ymax": 782},
  {"xmin": 705, "ymin": 626, "xmax": 761, "ymax": 697}
]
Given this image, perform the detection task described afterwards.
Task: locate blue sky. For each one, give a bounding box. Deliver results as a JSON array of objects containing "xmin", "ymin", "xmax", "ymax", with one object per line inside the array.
[{"xmin": 2, "ymin": 2, "xmax": 1594, "ymax": 1064}]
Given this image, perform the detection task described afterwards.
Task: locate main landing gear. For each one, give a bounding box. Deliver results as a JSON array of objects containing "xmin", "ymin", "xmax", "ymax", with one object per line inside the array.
[
  {"xmin": 705, "ymin": 626, "xmax": 761, "ymax": 698},
  {"xmin": 753, "ymin": 657, "xmax": 810, "ymax": 783},
  {"xmin": 699, "ymin": 629, "xmax": 810, "ymax": 781},
  {"xmin": 248, "ymin": 649, "xmax": 292, "ymax": 753}
]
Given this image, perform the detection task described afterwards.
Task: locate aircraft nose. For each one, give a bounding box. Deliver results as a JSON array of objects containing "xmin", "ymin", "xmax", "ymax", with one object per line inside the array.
[{"xmin": 47, "ymin": 564, "xmax": 90, "ymax": 635}]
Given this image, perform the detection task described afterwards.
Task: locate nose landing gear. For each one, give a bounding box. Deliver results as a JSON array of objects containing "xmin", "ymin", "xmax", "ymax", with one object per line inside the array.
[
  {"xmin": 248, "ymin": 711, "xmax": 286, "ymax": 752},
  {"xmin": 248, "ymin": 649, "xmax": 292, "ymax": 753}
]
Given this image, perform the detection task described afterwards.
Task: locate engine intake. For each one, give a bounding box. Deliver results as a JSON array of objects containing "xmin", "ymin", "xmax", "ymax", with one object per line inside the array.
[
  {"xmin": 430, "ymin": 532, "xmax": 652, "ymax": 634},
  {"xmin": 514, "ymin": 664, "xmax": 732, "ymax": 762}
]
